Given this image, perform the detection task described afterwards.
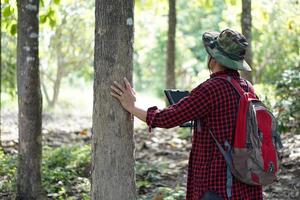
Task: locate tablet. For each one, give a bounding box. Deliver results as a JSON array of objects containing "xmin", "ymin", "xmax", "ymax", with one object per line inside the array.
[
  {"xmin": 164, "ymin": 89, "xmax": 190, "ymax": 104},
  {"xmin": 164, "ymin": 89, "xmax": 192, "ymax": 128}
]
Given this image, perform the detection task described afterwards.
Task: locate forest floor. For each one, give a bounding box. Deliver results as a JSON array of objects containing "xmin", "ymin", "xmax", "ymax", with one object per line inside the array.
[{"xmin": 1, "ymin": 108, "xmax": 300, "ymax": 200}]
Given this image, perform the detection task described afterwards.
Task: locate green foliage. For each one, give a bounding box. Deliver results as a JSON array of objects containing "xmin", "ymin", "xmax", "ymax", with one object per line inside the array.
[
  {"xmin": 1, "ymin": 33, "xmax": 17, "ymax": 98},
  {"xmin": 224, "ymin": 0, "xmax": 237, "ymax": 6},
  {"xmin": 253, "ymin": 83, "xmax": 277, "ymax": 111},
  {"xmin": 252, "ymin": 0, "xmax": 299, "ymax": 84},
  {"xmin": 0, "ymin": 145, "xmax": 91, "ymax": 198},
  {"xmin": 1, "ymin": 1, "xmax": 17, "ymax": 36},
  {"xmin": 0, "ymin": 0, "xmax": 61, "ymax": 99},
  {"xmin": 134, "ymin": 0, "xmax": 226, "ymax": 97},
  {"xmin": 42, "ymin": 145, "xmax": 91, "ymax": 198},
  {"xmin": 40, "ymin": 7, "xmax": 57, "ymax": 27},
  {"xmin": 1, "ymin": 145, "xmax": 185, "ymax": 199},
  {"xmin": 177, "ymin": 127, "xmax": 192, "ymax": 140},
  {"xmin": 136, "ymin": 161, "xmax": 186, "ymax": 200},
  {"xmin": 39, "ymin": 0, "xmax": 60, "ymax": 28},
  {"xmin": 136, "ymin": 161, "xmax": 163, "ymax": 195},
  {"xmin": 0, "ymin": 148, "xmax": 17, "ymax": 193},
  {"xmin": 53, "ymin": 0, "xmax": 60, "ymax": 5},
  {"xmin": 39, "ymin": 0, "xmax": 94, "ymax": 108},
  {"xmin": 3, "ymin": 5, "xmax": 12, "ymax": 17},
  {"xmin": 155, "ymin": 185, "xmax": 186, "ymax": 200},
  {"xmin": 133, "ymin": 0, "xmax": 299, "ymax": 136},
  {"xmin": 1, "ymin": 1, "xmax": 18, "ymax": 99},
  {"xmin": 1, "ymin": 1, "xmax": 17, "ymax": 98},
  {"xmin": 275, "ymin": 68, "xmax": 300, "ymax": 134}
]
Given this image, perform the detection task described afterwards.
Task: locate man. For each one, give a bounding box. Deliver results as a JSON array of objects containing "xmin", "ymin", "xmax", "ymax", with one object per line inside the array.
[{"xmin": 110, "ymin": 29, "xmax": 262, "ymax": 200}]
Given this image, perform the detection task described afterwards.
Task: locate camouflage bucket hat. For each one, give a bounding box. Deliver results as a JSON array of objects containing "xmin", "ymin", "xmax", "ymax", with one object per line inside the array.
[{"xmin": 202, "ymin": 29, "xmax": 251, "ymax": 71}]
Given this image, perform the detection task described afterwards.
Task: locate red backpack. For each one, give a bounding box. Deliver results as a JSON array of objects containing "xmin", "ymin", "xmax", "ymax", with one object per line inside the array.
[{"xmin": 210, "ymin": 76, "xmax": 283, "ymax": 198}]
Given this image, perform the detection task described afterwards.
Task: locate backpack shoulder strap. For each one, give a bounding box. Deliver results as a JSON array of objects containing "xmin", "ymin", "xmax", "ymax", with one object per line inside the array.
[
  {"xmin": 209, "ymin": 129, "xmax": 233, "ymax": 198},
  {"xmin": 243, "ymin": 79, "xmax": 255, "ymax": 94}
]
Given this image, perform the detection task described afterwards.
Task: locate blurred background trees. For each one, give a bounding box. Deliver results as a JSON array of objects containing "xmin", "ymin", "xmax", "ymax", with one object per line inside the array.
[
  {"xmin": 1, "ymin": 0, "xmax": 299, "ymax": 135},
  {"xmin": 241, "ymin": 0, "xmax": 252, "ymax": 82},
  {"xmin": 40, "ymin": 0, "xmax": 94, "ymax": 108}
]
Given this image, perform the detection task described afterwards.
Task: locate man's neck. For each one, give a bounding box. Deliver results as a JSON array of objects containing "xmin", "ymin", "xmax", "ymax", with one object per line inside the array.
[{"xmin": 212, "ymin": 65, "xmax": 226, "ymax": 73}]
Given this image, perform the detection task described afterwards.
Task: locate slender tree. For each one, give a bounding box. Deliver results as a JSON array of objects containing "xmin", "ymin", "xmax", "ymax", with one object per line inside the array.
[
  {"xmin": 166, "ymin": 0, "xmax": 177, "ymax": 89},
  {"xmin": 16, "ymin": 0, "xmax": 43, "ymax": 199},
  {"xmin": 241, "ymin": 0, "xmax": 253, "ymax": 82},
  {"xmin": 92, "ymin": 0, "xmax": 136, "ymax": 199}
]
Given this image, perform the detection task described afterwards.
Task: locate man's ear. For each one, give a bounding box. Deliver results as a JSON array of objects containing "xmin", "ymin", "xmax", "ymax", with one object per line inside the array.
[
  {"xmin": 211, "ymin": 58, "xmax": 217, "ymax": 65},
  {"xmin": 210, "ymin": 58, "xmax": 216, "ymax": 67}
]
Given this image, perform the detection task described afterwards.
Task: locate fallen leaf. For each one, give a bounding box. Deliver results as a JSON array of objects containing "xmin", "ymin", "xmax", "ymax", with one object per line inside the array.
[
  {"xmin": 80, "ymin": 128, "xmax": 88, "ymax": 136},
  {"xmin": 152, "ymin": 192, "xmax": 164, "ymax": 200}
]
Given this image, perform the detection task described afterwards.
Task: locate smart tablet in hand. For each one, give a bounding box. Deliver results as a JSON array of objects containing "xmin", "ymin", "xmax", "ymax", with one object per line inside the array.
[{"xmin": 164, "ymin": 89, "xmax": 192, "ymax": 128}]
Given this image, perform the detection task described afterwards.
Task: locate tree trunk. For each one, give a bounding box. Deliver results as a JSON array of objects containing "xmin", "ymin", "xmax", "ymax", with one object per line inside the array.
[
  {"xmin": 49, "ymin": 65, "xmax": 63, "ymax": 108},
  {"xmin": 241, "ymin": 0, "xmax": 253, "ymax": 83},
  {"xmin": 92, "ymin": 1, "xmax": 136, "ymax": 200},
  {"xmin": 16, "ymin": 0, "xmax": 43, "ymax": 199},
  {"xmin": 166, "ymin": 0, "xmax": 176, "ymax": 89},
  {"xmin": 49, "ymin": 16, "xmax": 66, "ymax": 108},
  {"xmin": 49, "ymin": 48, "xmax": 64, "ymax": 108}
]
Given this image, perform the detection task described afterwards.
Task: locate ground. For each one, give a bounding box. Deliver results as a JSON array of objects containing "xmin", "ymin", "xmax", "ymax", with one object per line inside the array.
[{"xmin": 0, "ymin": 108, "xmax": 299, "ymax": 199}]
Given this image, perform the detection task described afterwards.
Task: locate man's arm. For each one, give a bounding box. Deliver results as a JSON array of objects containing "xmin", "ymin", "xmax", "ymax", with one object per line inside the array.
[
  {"xmin": 128, "ymin": 106, "xmax": 147, "ymax": 122},
  {"xmin": 111, "ymin": 77, "xmax": 212, "ymax": 131}
]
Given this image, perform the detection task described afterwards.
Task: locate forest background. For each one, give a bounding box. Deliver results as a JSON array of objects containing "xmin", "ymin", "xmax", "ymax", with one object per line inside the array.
[{"xmin": 1, "ymin": 0, "xmax": 299, "ymax": 199}]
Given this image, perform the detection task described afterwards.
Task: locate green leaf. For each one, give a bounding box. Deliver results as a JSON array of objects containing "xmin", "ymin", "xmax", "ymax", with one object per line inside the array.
[
  {"xmin": 198, "ymin": 0, "xmax": 213, "ymax": 10},
  {"xmin": 53, "ymin": 0, "xmax": 60, "ymax": 5},
  {"xmin": 40, "ymin": 15, "xmax": 47, "ymax": 23},
  {"xmin": 229, "ymin": 0, "xmax": 237, "ymax": 5},
  {"xmin": 49, "ymin": 18, "xmax": 56, "ymax": 28},
  {"xmin": 40, "ymin": 0, "xmax": 45, "ymax": 7},
  {"xmin": 48, "ymin": 8, "xmax": 55, "ymax": 17},
  {"xmin": 10, "ymin": 23, "xmax": 17, "ymax": 35},
  {"xmin": 3, "ymin": 6, "xmax": 12, "ymax": 18},
  {"xmin": 225, "ymin": 0, "xmax": 237, "ymax": 5}
]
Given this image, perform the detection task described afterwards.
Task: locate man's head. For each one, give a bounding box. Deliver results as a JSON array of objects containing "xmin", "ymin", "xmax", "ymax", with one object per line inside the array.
[{"xmin": 202, "ymin": 28, "xmax": 251, "ymax": 72}]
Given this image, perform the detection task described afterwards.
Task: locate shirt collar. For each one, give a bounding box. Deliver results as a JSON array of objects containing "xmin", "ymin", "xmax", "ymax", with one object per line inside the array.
[{"xmin": 210, "ymin": 69, "xmax": 240, "ymax": 79}]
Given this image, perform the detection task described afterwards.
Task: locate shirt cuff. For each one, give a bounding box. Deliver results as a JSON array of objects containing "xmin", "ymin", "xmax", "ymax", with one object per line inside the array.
[{"xmin": 146, "ymin": 106, "xmax": 159, "ymax": 133}]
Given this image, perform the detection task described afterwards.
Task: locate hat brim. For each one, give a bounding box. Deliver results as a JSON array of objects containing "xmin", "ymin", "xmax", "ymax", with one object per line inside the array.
[{"xmin": 202, "ymin": 31, "xmax": 252, "ymax": 72}]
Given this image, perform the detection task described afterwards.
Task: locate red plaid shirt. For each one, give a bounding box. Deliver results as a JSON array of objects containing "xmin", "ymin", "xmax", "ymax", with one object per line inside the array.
[{"xmin": 146, "ymin": 69, "xmax": 263, "ymax": 200}]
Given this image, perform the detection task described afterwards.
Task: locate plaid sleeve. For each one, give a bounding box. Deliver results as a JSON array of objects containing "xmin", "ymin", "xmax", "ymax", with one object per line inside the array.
[{"xmin": 146, "ymin": 84, "xmax": 212, "ymax": 132}]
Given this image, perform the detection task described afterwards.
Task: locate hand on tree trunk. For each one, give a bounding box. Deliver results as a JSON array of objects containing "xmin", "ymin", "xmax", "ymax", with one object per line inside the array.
[{"xmin": 110, "ymin": 77, "xmax": 136, "ymax": 112}]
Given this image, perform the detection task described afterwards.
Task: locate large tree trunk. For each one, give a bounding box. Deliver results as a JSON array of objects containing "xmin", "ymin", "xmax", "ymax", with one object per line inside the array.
[
  {"xmin": 166, "ymin": 0, "xmax": 176, "ymax": 89},
  {"xmin": 92, "ymin": 0, "xmax": 136, "ymax": 200},
  {"xmin": 16, "ymin": 0, "xmax": 43, "ymax": 199},
  {"xmin": 241, "ymin": 0, "xmax": 253, "ymax": 83}
]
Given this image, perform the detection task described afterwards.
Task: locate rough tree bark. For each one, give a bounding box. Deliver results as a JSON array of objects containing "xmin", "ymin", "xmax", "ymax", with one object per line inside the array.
[
  {"xmin": 92, "ymin": 0, "xmax": 136, "ymax": 200},
  {"xmin": 16, "ymin": 0, "xmax": 43, "ymax": 199},
  {"xmin": 241, "ymin": 0, "xmax": 253, "ymax": 83},
  {"xmin": 166, "ymin": 0, "xmax": 176, "ymax": 89}
]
